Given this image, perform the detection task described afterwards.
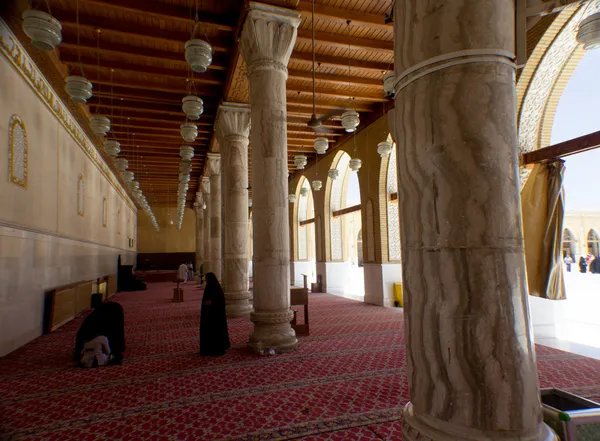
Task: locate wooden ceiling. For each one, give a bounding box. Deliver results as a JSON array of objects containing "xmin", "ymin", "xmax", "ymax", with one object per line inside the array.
[{"xmin": 3, "ymin": 0, "xmax": 394, "ymax": 206}]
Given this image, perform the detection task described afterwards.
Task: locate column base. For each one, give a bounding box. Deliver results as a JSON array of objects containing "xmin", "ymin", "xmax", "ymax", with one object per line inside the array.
[
  {"xmin": 225, "ymin": 290, "xmax": 252, "ymax": 317},
  {"xmin": 248, "ymin": 309, "xmax": 298, "ymax": 354},
  {"xmin": 402, "ymin": 403, "xmax": 558, "ymax": 441}
]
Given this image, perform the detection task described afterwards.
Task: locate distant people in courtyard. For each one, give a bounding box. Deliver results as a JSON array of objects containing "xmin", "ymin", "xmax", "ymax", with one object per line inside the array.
[
  {"xmin": 188, "ymin": 262, "xmax": 194, "ymax": 281},
  {"xmin": 564, "ymin": 255, "xmax": 573, "ymax": 272},
  {"xmin": 199, "ymin": 272, "xmax": 230, "ymax": 356},
  {"xmin": 177, "ymin": 262, "xmax": 189, "ymax": 283},
  {"xmin": 579, "ymin": 256, "xmax": 588, "ymax": 273},
  {"xmin": 74, "ymin": 302, "xmax": 125, "ymax": 366}
]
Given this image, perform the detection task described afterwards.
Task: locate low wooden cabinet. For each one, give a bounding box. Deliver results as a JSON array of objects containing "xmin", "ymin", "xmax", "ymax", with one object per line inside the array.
[{"xmin": 290, "ymin": 287, "xmax": 309, "ymax": 336}]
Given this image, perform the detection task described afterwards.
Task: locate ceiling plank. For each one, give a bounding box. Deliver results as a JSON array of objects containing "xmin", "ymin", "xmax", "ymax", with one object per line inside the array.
[
  {"xmin": 291, "ymin": 51, "xmax": 390, "ymax": 72},
  {"xmin": 79, "ymin": 0, "xmax": 237, "ymax": 32},
  {"xmin": 296, "ymin": 29, "xmax": 392, "ymax": 54},
  {"xmin": 287, "ymin": 84, "xmax": 386, "ymax": 102},
  {"xmin": 60, "ymin": 36, "xmax": 229, "ymax": 71},
  {"xmin": 297, "ymin": 1, "xmax": 392, "ymax": 31},
  {"xmin": 55, "ymin": 11, "xmax": 233, "ymax": 52},
  {"xmin": 288, "ymin": 69, "xmax": 381, "ymax": 87},
  {"xmin": 60, "ymin": 54, "xmax": 225, "ymax": 85}
]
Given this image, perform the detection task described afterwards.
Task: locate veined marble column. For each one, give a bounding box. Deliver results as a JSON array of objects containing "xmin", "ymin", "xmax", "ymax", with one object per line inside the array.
[
  {"xmin": 194, "ymin": 194, "xmax": 205, "ymax": 284},
  {"xmin": 240, "ymin": 2, "xmax": 300, "ymax": 353},
  {"xmin": 200, "ymin": 177, "xmax": 211, "ymax": 276},
  {"xmin": 206, "ymin": 153, "xmax": 222, "ymax": 280},
  {"xmin": 390, "ymin": 1, "xmax": 556, "ymax": 441},
  {"xmin": 216, "ymin": 102, "xmax": 252, "ymax": 317}
]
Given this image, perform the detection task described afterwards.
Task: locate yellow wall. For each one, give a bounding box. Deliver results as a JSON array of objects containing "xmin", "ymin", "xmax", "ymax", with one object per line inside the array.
[
  {"xmin": 0, "ymin": 22, "xmax": 137, "ymax": 356},
  {"xmin": 137, "ymin": 207, "xmax": 196, "ymax": 253}
]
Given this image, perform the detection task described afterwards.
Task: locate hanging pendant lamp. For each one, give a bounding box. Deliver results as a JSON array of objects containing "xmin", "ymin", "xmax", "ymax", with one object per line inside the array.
[
  {"xmin": 22, "ymin": 9, "xmax": 62, "ymax": 51},
  {"xmin": 311, "ymin": 180, "xmax": 322, "ymax": 191},
  {"xmin": 180, "ymin": 145, "xmax": 195, "ymax": 161},
  {"xmin": 341, "ymin": 110, "xmax": 360, "ymax": 132},
  {"xmin": 65, "ymin": 75, "xmax": 92, "ymax": 103},
  {"xmin": 181, "ymin": 122, "xmax": 198, "ymax": 142},
  {"xmin": 294, "ymin": 155, "xmax": 307, "ymax": 170},
  {"xmin": 383, "ymin": 71, "xmax": 396, "ymax": 98},
  {"xmin": 328, "ymin": 169, "xmax": 339, "ymax": 180},
  {"xmin": 349, "ymin": 158, "xmax": 362, "ymax": 172},
  {"xmin": 288, "ymin": 194, "xmax": 297, "ymax": 203},
  {"xmin": 185, "ymin": 39, "xmax": 213, "ymax": 73},
  {"xmin": 377, "ymin": 140, "xmax": 393, "ymax": 158},
  {"xmin": 104, "ymin": 139, "xmax": 121, "ymax": 157},
  {"xmin": 577, "ymin": 12, "xmax": 600, "ymax": 50},
  {"xmin": 300, "ymin": 187, "xmax": 309, "ymax": 197},
  {"xmin": 314, "ymin": 137, "xmax": 328, "ymax": 154},
  {"xmin": 90, "ymin": 115, "xmax": 110, "ymax": 136},
  {"xmin": 182, "ymin": 95, "xmax": 204, "ymax": 120}
]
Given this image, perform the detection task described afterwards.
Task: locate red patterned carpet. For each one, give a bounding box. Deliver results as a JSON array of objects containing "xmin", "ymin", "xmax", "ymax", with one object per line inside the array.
[{"xmin": 1, "ymin": 282, "xmax": 600, "ymax": 441}]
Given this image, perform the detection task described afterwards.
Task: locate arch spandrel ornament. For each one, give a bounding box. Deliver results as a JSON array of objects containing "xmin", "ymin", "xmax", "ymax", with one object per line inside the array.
[{"xmin": 517, "ymin": 1, "xmax": 600, "ymax": 186}]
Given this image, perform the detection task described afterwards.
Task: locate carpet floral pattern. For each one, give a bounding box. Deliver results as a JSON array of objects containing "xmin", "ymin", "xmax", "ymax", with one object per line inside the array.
[{"xmin": 1, "ymin": 282, "xmax": 600, "ymax": 440}]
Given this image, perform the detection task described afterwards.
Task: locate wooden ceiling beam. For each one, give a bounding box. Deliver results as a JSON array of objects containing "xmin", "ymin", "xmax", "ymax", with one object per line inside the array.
[
  {"xmin": 92, "ymin": 79, "xmax": 221, "ymax": 98},
  {"xmin": 287, "ymin": 84, "xmax": 386, "ymax": 102},
  {"xmin": 296, "ymin": 29, "xmax": 392, "ymax": 54},
  {"xmin": 79, "ymin": 0, "xmax": 237, "ymax": 32},
  {"xmin": 287, "ymin": 69, "xmax": 381, "ymax": 87},
  {"xmin": 111, "ymin": 129, "xmax": 211, "ymax": 138},
  {"xmin": 55, "ymin": 11, "xmax": 233, "ymax": 52},
  {"xmin": 291, "ymin": 51, "xmax": 390, "ymax": 72},
  {"xmin": 60, "ymin": 37, "xmax": 228, "ymax": 71},
  {"xmin": 296, "ymin": 1, "xmax": 392, "ymax": 31},
  {"xmin": 60, "ymin": 54, "xmax": 225, "ymax": 85}
]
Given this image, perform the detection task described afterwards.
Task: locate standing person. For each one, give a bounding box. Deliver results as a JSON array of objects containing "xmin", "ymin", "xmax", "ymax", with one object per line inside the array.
[
  {"xmin": 592, "ymin": 256, "xmax": 600, "ymax": 274},
  {"xmin": 177, "ymin": 263, "xmax": 189, "ymax": 283},
  {"xmin": 564, "ymin": 255, "xmax": 573, "ymax": 272},
  {"xmin": 579, "ymin": 256, "xmax": 588, "ymax": 274},
  {"xmin": 188, "ymin": 262, "xmax": 194, "ymax": 281},
  {"xmin": 199, "ymin": 272, "xmax": 230, "ymax": 356}
]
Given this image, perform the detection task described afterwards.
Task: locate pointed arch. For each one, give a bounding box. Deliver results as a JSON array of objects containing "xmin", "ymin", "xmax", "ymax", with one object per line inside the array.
[{"xmin": 587, "ymin": 229, "xmax": 600, "ymax": 256}]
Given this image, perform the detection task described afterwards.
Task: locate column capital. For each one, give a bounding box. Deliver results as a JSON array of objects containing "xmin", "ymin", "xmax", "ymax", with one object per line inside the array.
[
  {"xmin": 206, "ymin": 153, "xmax": 221, "ymax": 176},
  {"xmin": 240, "ymin": 2, "xmax": 301, "ymax": 76},
  {"xmin": 201, "ymin": 176, "xmax": 210, "ymax": 194},
  {"xmin": 215, "ymin": 102, "xmax": 251, "ymax": 143}
]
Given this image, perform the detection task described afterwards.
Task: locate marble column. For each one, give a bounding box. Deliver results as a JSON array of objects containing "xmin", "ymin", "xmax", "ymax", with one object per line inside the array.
[
  {"xmin": 216, "ymin": 102, "xmax": 252, "ymax": 317},
  {"xmin": 240, "ymin": 2, "xmax": 300, "ymax": 353},
  {"xmin": 390, "ymin": 1, "xmax": 556, "ymax": 441},
  {"xmin": 206, "ymin": 154, "xmax": 222, "ymax": 280},
  {"xmin": 200, "ymin": 177, "xmax": 211, "ymax": 276},
  {"xmin": 194, "ymin": 194, "xmax": 204, "ymax": 285}
]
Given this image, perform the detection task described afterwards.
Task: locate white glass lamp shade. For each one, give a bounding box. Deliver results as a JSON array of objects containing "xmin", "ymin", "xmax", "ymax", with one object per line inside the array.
[
  {"xmin": 328, "ymin": 169, "xmax": 339, "ymax": 180},
  {"xmin": 341, "ymin": 110, "xmax": 360, "ymax": 132},
  {"xmin": 383, "ymin": 71, "xmax": 396, "ymax": 98},
  {"xmin": 185, "ymin": 39, "xmax": 213, "ymax": 73},
  {"xmin": 179, "ymin": 145, "xmax": 195, "ymax": 161},
  {"xmin": 179, "ymin": 162, "xmax": 192, "ymax": 173},
  {"xmin": 181, "ymin": 122, "xmax": 198, "ymax": 142},
  {"xmin": 288, "ymin": 194, "xmax": 297, "ymax": 203},
  {"xmin": 300, "ymin": 187, "xmax": 309, "ymax": 197},
  {"xmin": 179, "ymin": 174, "xmax": 191, "ymax": 183},
  {"xmin": 577, "ymin": 12, "xmax": 600, "ymax": 51},
  {"xmin": 90, "ymin": 115, "xmax": 110, "ymax": 136},
  {"xmin": 311, "ymin": 180, "xmax": 322, "ymax": 191},
  {"xmin": 248, "ymin": 200, "xmax": 252, "ymax": 208},
  {"xmin": 294, "ymin": 155, "xmax": 307, "ymax": 170},
  {"xmin": 114, "ymin": 158, "xmax": 128, "ymax": 172},
  {"xmin": 182, "ymin": 95, "xmax": 204, "ymax": 120},
  {"xmin": 314, "ymin": 137, "xmax": 329, "ymax": 154},
  {"xmin": 65, "ymin": 75, "xmax": 92, "ymax": 104},
  {"xmin": 349, "ymin": 158, "xmax": 362, "ymax": 172},
  {"xmin": 131, "ymin": 180, "xmax": 140, "ymax": 190},
  {"xmin": 121, "ymin": 171, "xmax": 134, "ymax": 183},
  {"xmin": 377, "ymin": 140, "xmax": 393, "ymax": 158},
  {"xmin": 103, "ymin": 139, "xmax": 121, "ymax": 157},
  {"xmin": 22, "ymin": 10, "xmax": 62, "ymax": 51}
]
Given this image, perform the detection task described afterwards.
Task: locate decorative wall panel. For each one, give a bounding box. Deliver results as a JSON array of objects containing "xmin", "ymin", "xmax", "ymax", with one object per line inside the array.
[{"xmin": 8, "ymin": 114, "xmax": 27, "ymax": 188}]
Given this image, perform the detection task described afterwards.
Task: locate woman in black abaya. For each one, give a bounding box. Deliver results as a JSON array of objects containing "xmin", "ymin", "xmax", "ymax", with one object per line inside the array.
[{"xmin": 200, "ymin": 272, "xmax": 231, "ymax": 356}]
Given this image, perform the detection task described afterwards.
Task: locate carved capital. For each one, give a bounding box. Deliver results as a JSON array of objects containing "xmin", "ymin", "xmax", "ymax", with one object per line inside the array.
[
  {"xmin": 240, "ymin": 2, "xmax": 300, "ymax": 76},
  {"xmin": 200, "ymin": 176, "xmax": 210, "ymax": 194},
  {"xmin": 206, "ymin": 153, "xmax": 221, "ymax": 176},
  {"xmin": 215, "ymin": 102, "xmax": 251, "ymax": 144}
]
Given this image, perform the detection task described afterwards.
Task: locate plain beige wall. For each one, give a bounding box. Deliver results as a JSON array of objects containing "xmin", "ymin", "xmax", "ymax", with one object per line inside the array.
[
  {"xmin": 0, "ymin": 28, "xmax": 137, "ymax": 355},
  {"xmin": 137, "ymin": 207, "xmax": 196, "ymax": 253}
]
